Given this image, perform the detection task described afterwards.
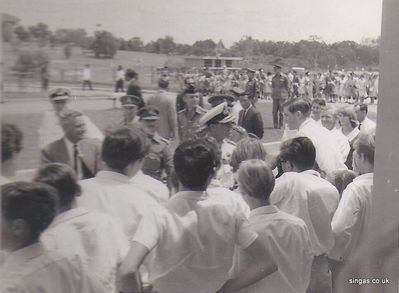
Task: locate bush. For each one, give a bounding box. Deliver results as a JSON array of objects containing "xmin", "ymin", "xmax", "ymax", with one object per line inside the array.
[
  {"xmin": 91, "ymin": 30, "xmax": 118, "ymax": 58},
  {"xmin": 13, "ymin": 51, "xmax": 49, "ymax": 77}
]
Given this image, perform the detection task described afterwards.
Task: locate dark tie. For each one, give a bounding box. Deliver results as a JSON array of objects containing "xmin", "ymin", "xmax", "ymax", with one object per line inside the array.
[
  {"xmin": 358, "ymin": 123, "xmax": 361, "ymax": 130},
  {"xmin": 73, "ymin": 144, "xmax": 79, "ymax": 174}
]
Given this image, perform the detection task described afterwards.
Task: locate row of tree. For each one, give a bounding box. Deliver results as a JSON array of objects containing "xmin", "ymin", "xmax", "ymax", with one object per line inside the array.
[{"xmin": 3, "ymin": 16, "xmax": 379, "ymax": 69}]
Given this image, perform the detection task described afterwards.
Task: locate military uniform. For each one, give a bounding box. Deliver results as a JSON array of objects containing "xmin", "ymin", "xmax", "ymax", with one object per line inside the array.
[
  {"xmin": 142, "ymin": 132, "xmax": 173, "ymax": 181},
  {"xmin": 272, "ymin": 71, "xmax": 290, "ymax": 129},
  {"xmin": 177, "ymin": 106, "xmax": 207, "ymax": 142}
]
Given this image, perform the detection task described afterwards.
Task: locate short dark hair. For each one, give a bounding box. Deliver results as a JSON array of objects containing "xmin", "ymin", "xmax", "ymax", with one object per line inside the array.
[
  {"xmin": 158, "ymin": 78, "xmax": 169, "ymax": 89},
  {"xmin": 284, "ymin": 99, "xmax": 311, "ymax": 117},
  {"xmin": 174, "ymin": 138, "xmax": 220, "ymax": 190},
  {"xmin": 2, "ymin": 123, "xmax": 23, "ymax": 162},
  {"xmin": 125, "ymin": 69, "xmax": 138, "ymax": 80},
  {"xmin": 312, "ymin": 98, "xmax": 326, "ymax": 107},
  {"xmin": 34, "ymin": 163, "xmax": 81, "ymax": 209},
  {"xmin": 1, "ymin": 181, "xmax": 58, "ymax": 241},
  {"xmin": 354, "ymin": 131, "xmax": 375, "ymax": 165},
  {"xmin": 102, "ymin": 125, "xmax": 150, "ymax": 171},
  {"xmin": 279, "ymin": 137, "xmax": 316, "ymax": 170}
]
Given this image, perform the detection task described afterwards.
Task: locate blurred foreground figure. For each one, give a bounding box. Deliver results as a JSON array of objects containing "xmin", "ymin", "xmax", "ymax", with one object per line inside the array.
[
  {"xmin": 1, "ymin": 123, "xmax": 23, "ymax": 184},
  {"xmin": 38, "ymin": 88, "xmax": 103, "ymax": 149},
  {"xmin": 0, "ymin": 182, "xmax": 107, "ymax": 293}
]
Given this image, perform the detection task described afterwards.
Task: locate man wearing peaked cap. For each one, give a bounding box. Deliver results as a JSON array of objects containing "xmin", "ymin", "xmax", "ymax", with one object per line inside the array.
[
  {"xmin": 177, "ymin": 86, "xmax": 206, "ymax": 142},
  {"xmin": 38, "ymin": 87, "xmax": 103, "ymax": 149},
  {"xmin": 272, "ymin": 62, "xmax": 290, "ymax": 129},
  {"xmin": 198, "ymin": 102, "xmax": 237, "ymax": 189},
  {"xmin": 137, "ymin": 106, "xmax": 173, "ymax": 182},
  {"xmin": 118, "ymin": 95, "xmax": 143, "ymax": 126}
]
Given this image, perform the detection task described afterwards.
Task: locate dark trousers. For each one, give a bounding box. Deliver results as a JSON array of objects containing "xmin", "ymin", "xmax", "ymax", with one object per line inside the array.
[
  {"xmin": 272, "ymin": 98, "xmax": 285, "ymax": 129},
  {"xmin": 115, "ymin": 79, "xmax": 124, "ymax": 92},
  {"xmin": 82, "ymin": 80, "xmax": 93, "ymax": 90}
]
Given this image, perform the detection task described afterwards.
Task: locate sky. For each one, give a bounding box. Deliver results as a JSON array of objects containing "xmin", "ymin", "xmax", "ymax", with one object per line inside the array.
[{"xmin": 2, "ymin": 0, "xmax": 383, "ymax": 46}]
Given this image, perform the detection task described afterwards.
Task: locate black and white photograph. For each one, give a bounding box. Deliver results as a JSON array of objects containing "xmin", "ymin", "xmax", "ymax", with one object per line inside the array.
[{"xmin": 0, "ymin": 0, "xmax": 398, "ymax": 292}]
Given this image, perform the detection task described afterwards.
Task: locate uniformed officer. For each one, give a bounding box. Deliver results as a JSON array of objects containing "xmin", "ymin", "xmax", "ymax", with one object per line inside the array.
[
  {"xmin": 198, "ymin": 102, "xmax": 238, "ymax": 188},
  {"xmin": 272, "ymin": 63, "xmax": 291, "ymax": 129},
  {"xmin": 118, "ymin": 94, "xmax": 143, "ymax": 126},
  {"xmin": 177, "ymin": 86, "xmax": 207, "ymax": 142},
  {"xmin": 138, "ymin": 105, "xmax": 173, "ymax": 182}
]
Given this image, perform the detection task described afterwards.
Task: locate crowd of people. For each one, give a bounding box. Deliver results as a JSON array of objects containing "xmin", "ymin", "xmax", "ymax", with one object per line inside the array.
[{"xmin": 0, "ymin": 62, "xmax": 379, "ymax": 293}]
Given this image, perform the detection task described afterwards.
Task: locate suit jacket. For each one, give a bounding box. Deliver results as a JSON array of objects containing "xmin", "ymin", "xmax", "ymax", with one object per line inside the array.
[
  {"xmin": 41, "ymin": 138, "xmax": 103, "ymax": 178},
  {"xmin": 238, "ymin": 106, "xmax": 264, "ymax": 139}
]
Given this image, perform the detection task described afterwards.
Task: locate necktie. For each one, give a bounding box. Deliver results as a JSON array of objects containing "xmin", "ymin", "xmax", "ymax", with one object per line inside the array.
[
  {"xmin": 73, "ymin": 144, "xmax": 79, "ymax": 174},
  {"xmin": 358, "ymin": 123, "xmax": 361, "ymax": 130}
]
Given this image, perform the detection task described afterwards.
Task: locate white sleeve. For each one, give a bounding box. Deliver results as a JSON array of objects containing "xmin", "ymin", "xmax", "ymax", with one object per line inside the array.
[
  {"xmin": 132, "ymin": 209, "xmax": 164, "ymax": 251},
  {"xmin": 235, "ymin": 212, "xmax": 258, "ymax": 249},
  {"xmin": 330, "ymin": 185, "xmax": 361, "ymax": 261}
]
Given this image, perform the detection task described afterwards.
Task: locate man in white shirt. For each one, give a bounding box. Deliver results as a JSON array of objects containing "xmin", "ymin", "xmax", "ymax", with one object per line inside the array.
[
  {"xmin": 78, "ymin": 125, "xmax": 159, "ymax": 239},
  {"xmin": 354, "ymin": 103, "xmax": 376, "ymax": 134},
  {"xmin": 330, "ymin": 132, "xmax": 375, "ymax": 291},
  {"xmin": 35, "ymin": 163, "xmax": 130, "ymax": 293},
  {"xmin": 283, "ymin": 98, "xmax": 347, "ymax": 177},
  {"xmin": 118, "ymin": 138, "xmax": 277, "ymax": 293},
  {"xmin": 82, "ymin": 64, "xmax": 93, "ymax": 90},
  {"xmin": 130, "ymin": 170, "xmax": 169, "ymax": 203},
  {"xmin": 115, "ymin": 65, "xmax": 125, "ymax": 92},
  {"xmin": 271, "ymin": 137, "xmax": 340, "ymax": 293},
  {"xmin": 1, "ymin": 123, "xmax": 23, "ymax": 184},
  {"xmin": 0, "ymin": 182, "xmax": 106, "ymax": 293},
  {"xmin": 321, "ymin": 106, "xmax": 350, "ymax": 163},
  {"xmin": 235, "ymin": 159, "xmax": 313, "ymax": 293}
]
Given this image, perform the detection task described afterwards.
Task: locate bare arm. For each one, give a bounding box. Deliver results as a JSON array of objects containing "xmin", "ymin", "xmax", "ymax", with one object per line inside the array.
[
  {"xmin": 117, "ymin": 241, "xmax": 150, "ymax": 292},
  {"xmin": 217, "ymin": 236, "xmax": 277, "ymax": 293}
]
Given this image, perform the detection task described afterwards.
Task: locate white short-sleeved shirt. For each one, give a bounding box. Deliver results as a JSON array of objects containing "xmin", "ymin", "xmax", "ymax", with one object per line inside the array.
[
  {"xmin": 0, "ymin": 243, "xmax": 107, "ymax": 293},
  {"xmin": 38, "ymin": 110, "xmax": 104, "ymax": 149},
  {"xmin": 297, "ymin": 118, "xmax": 347, "ymax": 176},
  {"xmin": 331, "ymin": 128, "xmax": 351, "ymax": 162},
  {"xmin": 330, "ymin": 173, "xmax": 373, "ymax": 262},
  {"xmin": 235, "ymin": 205, "xmax": 313, "ymax": 293},
  {"xmin": 78, "ymin": 171, "xmax": 159, "ymax": 238},
  {"xmin": 132, "ymin": 189, "xmax": 258, "ymax": 293},
  {"xmin": 130, "ymin": 170, "xmax": 169, "ymax": 203},
  {"xmin": 270, "ymin": 170, "xmax": 339, "ymax": 256},
  {"xmin": 40, "ymin": 207, "xmax": 129, "ymax": 293}
]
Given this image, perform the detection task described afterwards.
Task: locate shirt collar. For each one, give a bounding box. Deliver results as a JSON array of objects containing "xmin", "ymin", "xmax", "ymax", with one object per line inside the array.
[
  {"xmin": 95, "ymin": 170, "xmax": 132, "ymax": 184},
  {"xmin": 250, "ymin": 205, "xmax": 279, "ymax": 217},
  {"xmin": 300, "ymin": 169, "xmax": 321, "ymax": 177},
  {"xmin": 298, "ymin": 118, "xmax": 313, "ymax": 130},
  {"xmin": 354, "ymin": 172, "xmax": 373, "ymax": 182},
  {"xmin": 3, "ymin": 242, "xmax": 45, "ymax": 268},
  {"xmin": 173, "ymin": 190, "xmax": 209, "ymax": 201},
  {"xmin": 48, "ymin": 207, "xmax": 89, "ymax": 228}
]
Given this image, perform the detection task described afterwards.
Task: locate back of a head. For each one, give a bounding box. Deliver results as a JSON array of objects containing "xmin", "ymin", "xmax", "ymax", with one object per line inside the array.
[
  {"xmin": 1, "ymin": 181, "xmax": 58, "ymax": 242},
  {"xmin": 328, "ymin": 169, "xmax": 356, "ymax": 196},
  {"xmin": 174, "ymin": 138, "xmax": 220, "ymax": 191},
  {"xmin": 279, "ymin": 136, "xmax": 316, "ymax": 170},
  {"xmin": 285, "ymin": 98, "xmax": 312, "ymax": 117},
  {"xmin": 34, "ymin": 163, "xmax": 81, "ymax": 209},
  {"xmin": 125, "ymin": 69, "xmax": 138, "ymax": 80},
  {"xmin": 158, "ymin": 78, "xmax": 169, "ymax": 89},
  {"xmin": 312, "ymin": 98, "xmax": 326, "ymax": 107},
  {"xmin": 230, "ymin": 137, "xmax": 267, "ymax": 172},
  {"xmin": 237, "ymin": 159, "xmax": 275, "ymax": 200},
  {"xmin": 2, "ymin": 123, "xmax": 23, "ymax": 163},
  {"xmin": 354, "ymin": 131, "xmax": 375, "ymax": 166},
  {"xmin": 102, "ymin": 125, "xmax": 150, "ymax": 172}
]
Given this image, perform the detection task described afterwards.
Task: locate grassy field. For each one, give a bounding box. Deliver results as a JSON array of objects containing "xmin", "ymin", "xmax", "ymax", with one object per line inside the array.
[{"xmin": 2, "ymin": 100, "xmax": 283, "ymax": 170}]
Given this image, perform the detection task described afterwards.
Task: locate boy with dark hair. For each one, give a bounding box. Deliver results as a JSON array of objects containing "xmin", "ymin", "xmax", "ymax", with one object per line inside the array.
[
  {"xmin": 119, "ymin": 138, "xmax": 277, "ymax": 293},
  {"xmin": 35, "ymin": 163, "xmax": 130, "ymax": 292},
  {"xmin": 271, "ymin": 136, "xmax": 340, "ymax": 293},
  {"xmin": 0, "ymin": 181, "xmax": 106, "ymax": 293}
]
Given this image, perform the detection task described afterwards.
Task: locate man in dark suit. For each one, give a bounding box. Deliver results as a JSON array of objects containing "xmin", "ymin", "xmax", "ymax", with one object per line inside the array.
[
  {"xmin": 41, "ymin": 109, "xmax": 102, "ymax": 179},
  {"xmin": 125, "ymin": 69, "xmax": 145, "ymax": 108},
  {"xmin": 238, "ymin": 94, "xmax": 264, "ymax": 139}
]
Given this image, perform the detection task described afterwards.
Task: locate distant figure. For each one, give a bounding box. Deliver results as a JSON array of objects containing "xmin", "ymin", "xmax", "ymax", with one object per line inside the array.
[
  {"xmin": 115, "ymin": 65, "xmax": 125, "ymax": 93},
  {"xmin": 40, "ymin": 62, "xmax": 50, "ymax": 91},
  {"xmin": 82, "ymin": 64, "xmax": 93, "ymax": 90},
  {"xmin": 271, "ymin": 63, "xmax": 290, "ymax": 129},
  {"xmin": 125, "ymin": 69, "xmax": 145, "ymax": 108},
  {"xmin": 146, "ymin": 78, "xmax": 177, "ymax": 140}
]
